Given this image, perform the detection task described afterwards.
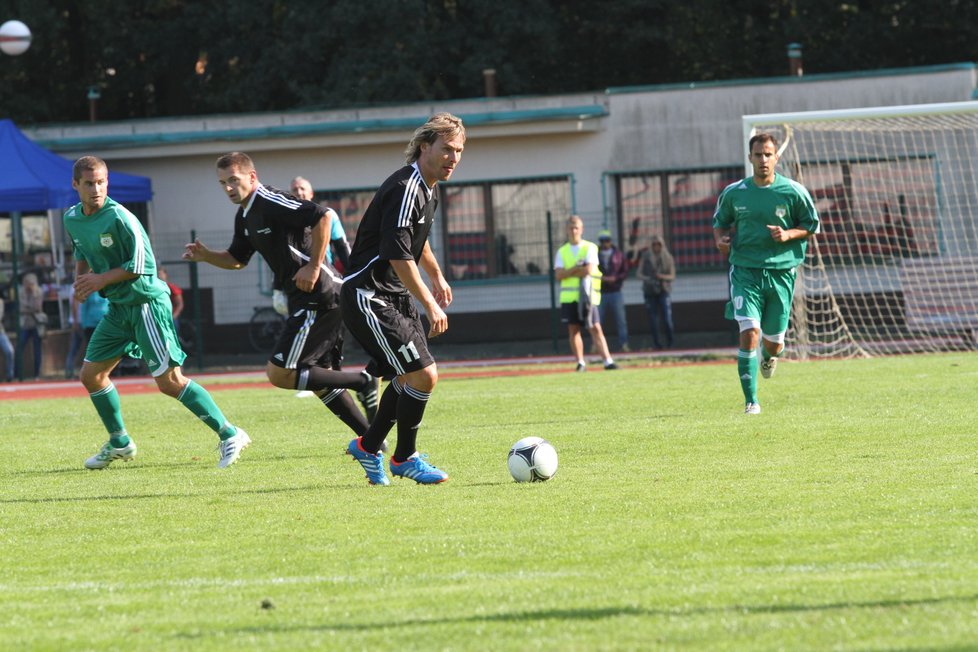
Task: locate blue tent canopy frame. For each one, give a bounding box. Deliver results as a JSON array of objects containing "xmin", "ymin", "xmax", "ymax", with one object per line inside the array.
[{"xmin": 0, "ymin": 118, "xmax": 152, "ymax": 211}]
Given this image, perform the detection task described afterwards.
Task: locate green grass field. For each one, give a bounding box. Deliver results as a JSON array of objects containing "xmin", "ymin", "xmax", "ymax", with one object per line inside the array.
[{"xmin": 2, "ymin": 353, "xmax": 977, "ymax": 650}]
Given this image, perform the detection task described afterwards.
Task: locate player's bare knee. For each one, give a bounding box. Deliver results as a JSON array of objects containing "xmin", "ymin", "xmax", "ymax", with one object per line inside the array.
[
  {"xmin": 155, "ymin": 367, "xmax": 189, "ymax": 398},
  {"xmin": 156, "ymin": 379, "xmax": 184, "ymax": 398},
  {"xmin": 739, "ymin": 328, "xmax": 760, "ymax": 350},
  {"xmin": 79, "ymin": 362, "xmax": 111, "ymax": 392},
  {"xmin": 405, "ymin": 364, "xmax": 437, "ymax": 392},
  {"xmin": 79, "ymin": 371, "xmax": 105, "ymax": 393}
]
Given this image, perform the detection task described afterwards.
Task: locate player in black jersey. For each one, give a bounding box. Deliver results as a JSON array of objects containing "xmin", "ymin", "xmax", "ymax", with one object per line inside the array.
[
  {"xmin": 183, "ymin": 152, "xmax": 380, "ymax": 441},
  {"xmin": 343, "ymin": 113, "xmax": 465, "ymax": 485}
]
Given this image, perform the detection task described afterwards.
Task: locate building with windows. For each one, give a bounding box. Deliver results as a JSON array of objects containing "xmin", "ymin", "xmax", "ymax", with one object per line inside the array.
[{"xmin": 23, "ymin": 62, "xmax": 978, "ymax": 350}]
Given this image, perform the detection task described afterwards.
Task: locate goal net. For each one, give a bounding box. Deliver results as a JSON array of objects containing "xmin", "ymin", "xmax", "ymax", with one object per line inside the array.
[{"xmin": 743, "ymin": 101, "xmax": 978, "ymax": 358}]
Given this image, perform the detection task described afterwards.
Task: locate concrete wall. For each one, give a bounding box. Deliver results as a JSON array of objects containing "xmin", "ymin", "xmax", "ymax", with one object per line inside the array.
[{"xmin": 604, "ymin": 65, "xmax": 978, "ymax": 174}]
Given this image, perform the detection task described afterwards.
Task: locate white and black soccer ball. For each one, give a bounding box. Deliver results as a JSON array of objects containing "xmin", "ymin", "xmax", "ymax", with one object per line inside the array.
[{"xmin": 507, "ymin": 437, "xmax": 558, "ymax": 483}]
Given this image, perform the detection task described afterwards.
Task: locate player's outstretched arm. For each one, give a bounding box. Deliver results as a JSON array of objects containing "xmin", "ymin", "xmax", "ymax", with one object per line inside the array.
[{"xmin": 182, "ymin": 238, "xmax": 244, "ymax": 270}]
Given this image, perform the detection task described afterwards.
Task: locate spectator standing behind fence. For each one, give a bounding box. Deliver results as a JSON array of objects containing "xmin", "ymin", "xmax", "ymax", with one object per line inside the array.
[
  {"xmin": 636, "ymin": 235, "xmax": 676, "ymax": 349},
  {"xmin": 65, "ymin": 287, "xmax": 109, "ymax": 379},
  {"xmin": 0, "ymin": 295, "xmax": 15, "ymax": 381},
  {"xmin": 17, "ymin": 272, "xmax": 46, "ymax": 379},
  {"xmin": 290, "ymin": 176, "xmax": 351, "ymax": 272},
  {"xmin": 158, "ymin": 266, "xmax": 184, "ymax": 333},
  {"xmin": 554, "ymin": 215, "xmax": 618, "ymax": 372},
  {"xmin": 596, "ymin": 229, "xmax": 630, "ymax": 352}
]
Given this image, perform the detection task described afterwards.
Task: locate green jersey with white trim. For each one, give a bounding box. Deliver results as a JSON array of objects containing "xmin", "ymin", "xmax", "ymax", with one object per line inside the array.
[
  {"xmin": 64, "ymin": 197, "xmax": 167, "ymax": 305},
  {"xmin": 712, "ymin": 173, "xmax": 820, "ymax": 269}
]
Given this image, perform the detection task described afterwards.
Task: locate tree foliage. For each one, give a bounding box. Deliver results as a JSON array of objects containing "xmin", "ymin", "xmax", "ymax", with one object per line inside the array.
[{"xmin": 1, "ymin": 0, "xmax": 976, "ymax": 125}]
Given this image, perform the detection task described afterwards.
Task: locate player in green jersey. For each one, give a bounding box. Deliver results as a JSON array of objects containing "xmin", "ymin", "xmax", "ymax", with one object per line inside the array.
[
  {"xmin": 65, "ymin": 156, "xmax": 249, "ymax": 469},
  {"xmin": 712, "ymin": 133, "xmax": 820, "ymax": 414}
]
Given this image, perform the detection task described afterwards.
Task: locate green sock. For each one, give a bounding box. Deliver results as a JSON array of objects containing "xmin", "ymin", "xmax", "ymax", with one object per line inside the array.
[
  {"xmin": 737, "ymin": 348, "xmax": 758, "ymax": 404},
  {"xmin": 178, "ymin": 380, "xmax": 237, "ymax": 440},
  {"xmin": 762, "ymin": 347, "xmax": 773, "ymax": 362},
  {"xmin": 90, "ymin": 384, "xmax": 129, "ymax": 446}
]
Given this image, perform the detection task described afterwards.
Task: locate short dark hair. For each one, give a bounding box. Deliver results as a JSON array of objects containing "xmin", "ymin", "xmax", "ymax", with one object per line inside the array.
[
  {"xmin": 72, "ymin": 155, "xmax": 107, "ymax": 181},
  {"xmin": 216, "ymin": 151, "xmax": 255, "ymax": 171},
  {"xmin": 748, "ymin": 132, "xmax": 779, "ymax": 151}
]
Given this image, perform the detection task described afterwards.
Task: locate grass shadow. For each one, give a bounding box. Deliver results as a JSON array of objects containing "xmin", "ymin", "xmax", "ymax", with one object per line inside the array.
[{"xmin": 177, "ymin": 593, "xmax": 978, "ymax": 638}]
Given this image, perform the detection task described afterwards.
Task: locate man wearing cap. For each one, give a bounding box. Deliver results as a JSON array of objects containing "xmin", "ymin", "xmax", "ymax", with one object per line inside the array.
[{"xmin": 596, "ymin": 229, "xmax": 630, "ymax": 352}]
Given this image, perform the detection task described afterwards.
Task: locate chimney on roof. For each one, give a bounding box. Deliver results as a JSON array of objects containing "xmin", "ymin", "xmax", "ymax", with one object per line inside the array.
[
  {"xmin": 483, "ymin": 68, "xmax": 497, "ymax": 98},
  {"xmin": 787, "ymin": 43, "xmax": 803, "ymax": 77}
]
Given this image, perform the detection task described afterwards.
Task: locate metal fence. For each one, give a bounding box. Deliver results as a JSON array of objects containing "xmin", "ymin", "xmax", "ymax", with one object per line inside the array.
[{"xmin": 150, "ymin": 204, "xmax": 732, "ymax": 364}]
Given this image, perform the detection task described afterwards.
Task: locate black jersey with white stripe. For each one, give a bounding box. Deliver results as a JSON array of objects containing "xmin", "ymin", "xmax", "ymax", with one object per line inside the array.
[
  {"xmin": 227, "ymin": 184, "xmax": 344, "ymax": 309},
  {"xmin": 344, "ymin": 164, "xmax": 437, "ymax": 296}
]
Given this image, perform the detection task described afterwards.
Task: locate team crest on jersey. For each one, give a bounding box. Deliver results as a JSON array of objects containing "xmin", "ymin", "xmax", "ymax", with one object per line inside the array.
[
  {"xmin": 99, "ymin": 233, "xmax": 114, "ymax": 247},
  {"xmin": 775, "ymin": 205, "xmax": 787, "ymax": 219}
]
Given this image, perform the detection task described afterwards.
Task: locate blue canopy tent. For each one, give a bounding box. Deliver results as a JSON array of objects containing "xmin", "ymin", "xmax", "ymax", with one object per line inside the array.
[
  {"xmin": 0, "ymin": 119, "xmax": 153, "ymax": 378},
  {"xmin": 0, "ymin": 118, "xmax": 152, "ymax": 210}
]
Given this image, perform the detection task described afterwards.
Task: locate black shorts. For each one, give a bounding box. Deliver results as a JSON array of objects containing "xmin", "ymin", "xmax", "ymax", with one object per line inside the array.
[
  {"xmin": 340, "ymin": 285, "xmax": 434, "ymax": 379},
  {"xmin": 268, "ymin": 306, "xmax": 344, "ymax": 370},
  {"xmin": 560, "ymin": 301, "xmax": 598, "ymax": 327}
]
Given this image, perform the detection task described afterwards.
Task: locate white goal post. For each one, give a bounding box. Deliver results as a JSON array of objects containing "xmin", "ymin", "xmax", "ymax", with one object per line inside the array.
[{"xmin": 743, "ymin": 101, "xmax": 978, "ymax": 358}]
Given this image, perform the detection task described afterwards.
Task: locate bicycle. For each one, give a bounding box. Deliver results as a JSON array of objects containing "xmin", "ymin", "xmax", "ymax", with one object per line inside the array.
[{"xmin": 248, "ymin": 306, "xmax": 286, "ymax": 353}]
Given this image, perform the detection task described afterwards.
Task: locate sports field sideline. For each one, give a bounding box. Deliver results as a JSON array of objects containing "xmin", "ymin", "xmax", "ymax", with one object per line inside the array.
[{"xmin": 0, "ymin": 344, "xmax": 733, "ymax": 401}]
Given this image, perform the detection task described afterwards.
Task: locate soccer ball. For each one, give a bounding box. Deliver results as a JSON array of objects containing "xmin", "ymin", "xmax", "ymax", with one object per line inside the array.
[
  {"xmin": 507, "ymin": 437, "xmax": 558, "ymax": 483},
  {"xmin": 0, "ymin": 20, "xmax": 32, "ymax": 56}
]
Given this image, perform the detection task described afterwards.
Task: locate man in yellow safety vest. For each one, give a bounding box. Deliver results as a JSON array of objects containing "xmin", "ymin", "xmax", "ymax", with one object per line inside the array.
[{"xmin": 554, "ymin": 215, "xmax": 619, "ymax": 372}]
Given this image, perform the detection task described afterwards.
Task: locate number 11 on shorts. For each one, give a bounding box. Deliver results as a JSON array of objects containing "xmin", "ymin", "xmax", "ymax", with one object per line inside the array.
[{"xmin": 398, "ymin": 341, "xmax": 420, "ymax": 363}]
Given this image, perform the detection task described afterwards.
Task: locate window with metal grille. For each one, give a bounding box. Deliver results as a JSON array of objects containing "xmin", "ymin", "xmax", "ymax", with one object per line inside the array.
[{"xmin": 615, "ymin": 167, "xmax": 741, "ymax": 271}]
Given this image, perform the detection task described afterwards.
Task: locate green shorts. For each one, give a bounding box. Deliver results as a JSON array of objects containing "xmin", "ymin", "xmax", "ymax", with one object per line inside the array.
[
  {"xmin": 725, "ymin": 265, "xmax": 797, "ymax": 337},
  {"xmin": 85, "ymin": 294, "xmax": 187, "ymax": 377}
]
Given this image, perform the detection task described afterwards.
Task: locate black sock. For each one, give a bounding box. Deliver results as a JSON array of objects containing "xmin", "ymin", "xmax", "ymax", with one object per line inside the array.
[
  {"xmin": 298, "ymin": 367, "xmax": 369, "ymax": 392},
  {"xmin": 392, "ymin": 383, "xmax": 430, "ymax": 463},
  {"xmin": 320, "ymin": 389, "xmax": 368, "ymax": 436},
  {"xmin": 361, "ymin": 378, "xmax": 401, "ymax": 454}
]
